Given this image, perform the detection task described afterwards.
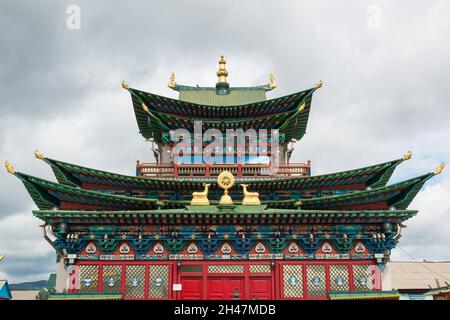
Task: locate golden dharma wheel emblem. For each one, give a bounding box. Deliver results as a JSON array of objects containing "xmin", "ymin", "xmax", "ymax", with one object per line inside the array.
[
  {"xmin": 217, "ymin": 170, "xmax": 234, "ymax": 205},
  {"xmin": 217, "ymin": 170, "xmax": 235, "ymax": 190}
]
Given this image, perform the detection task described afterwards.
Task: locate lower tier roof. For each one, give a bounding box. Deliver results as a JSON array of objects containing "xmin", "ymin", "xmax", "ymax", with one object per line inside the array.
[
  {"xmin": 33, "ymin": 208, "xmax": 418, "ymax": 225},
  {"xmin": 12, "ymin": 169, "xmax": 435, "ymax": 212}
]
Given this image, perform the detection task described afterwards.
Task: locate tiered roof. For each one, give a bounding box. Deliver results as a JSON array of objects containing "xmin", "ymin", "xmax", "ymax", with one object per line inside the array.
[
  {"xmin": 125, "ymin": 86, "xmax": 317, "ymax": 143},
  {"xmin": 10, "ymin": 156, "xmax": 438, "ymax": 213}
]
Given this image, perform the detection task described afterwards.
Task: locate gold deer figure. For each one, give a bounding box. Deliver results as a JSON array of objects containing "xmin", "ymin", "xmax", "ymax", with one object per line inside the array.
[
  {"xmin": 191, "ymin": 183, "xmax": 211, "ymax": 206},
  {"xmin": 241, "ymin": 184, "xmax": 261, "ymax": 206}
]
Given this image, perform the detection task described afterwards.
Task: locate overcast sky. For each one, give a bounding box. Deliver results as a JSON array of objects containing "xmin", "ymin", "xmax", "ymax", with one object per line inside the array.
[{"xmin": 1, "ymin": 0, "xmax": 449, "ymax": 283}]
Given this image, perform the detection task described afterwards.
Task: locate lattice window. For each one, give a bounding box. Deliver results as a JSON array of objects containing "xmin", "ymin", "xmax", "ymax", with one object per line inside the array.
[
  {"xmin": 250, "ymin": 265, "xmax": 271, "ymax": 273},
  {"xmin": 125, "ymin": 265, "xmax": 145, "ymax": 298},
  {"xmin": 208, "ymin": 265, "xmax": 244, "ymax": 273},
  {"xmin": 283, "ymin": 264, "xmax": 303, "ymax": 298},
  {"xmin": 79, "ymin": 265, "xmax": 99, "ymax": 293},
  {"xmin": 149, "ymin": 265, "xmax": 169, "ymax": 299},
  {"xmin": 307, "ymin": 264, "xmax": 326, "ymax": 297},
  {"xmin": 329, "ymin": 265, "xmax": 349, "ymax": 292},
  {"xmin": 352, "ymin": 265, "xmax": 373, "ymax": 291},
  {"xmin": 102, "ymin": 265, "xmax": 122, "ymax": 294},
  {"xmin": 181, "ymin": 265, "xmax": 202, "ymax": 273}
]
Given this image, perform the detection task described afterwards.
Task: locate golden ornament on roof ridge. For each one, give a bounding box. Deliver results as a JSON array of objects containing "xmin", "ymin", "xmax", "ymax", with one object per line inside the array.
[
  {"xmin": 5, "ymin": 161, "xmax": 14, "ymax": 174},
  {"xmin": 34, "ymin": 150, "xmax": 44, "ymax": 160},
  {"xmin": 402, "ymin": 150, "xmax": 412, "ymax": 161},
  {"xmin": 434, "ymin": 163, "xmax": 445, "ymax": 175},
  {"xmin": 167, "ymin": 72, "xmax": 176, "ymax": 89}
]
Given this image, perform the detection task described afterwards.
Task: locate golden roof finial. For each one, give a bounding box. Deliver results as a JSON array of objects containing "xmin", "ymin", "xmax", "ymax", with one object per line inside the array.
[
  {"xmin": 315, "ymin": 80, "xmax": 323, "ymax": 89},
  {"xmin": 5, "ymin": 161, "xmax": 14, "ymax": 174},
  {"xmin": 434, "ymin": 163, "xmax": 445, "ymax": 175},
  {"xmin": 167, "ymin": 72, "xmax": 176, "ymax": 89},
  {"xmin": 217, "ymin": 55, "xmax": 229, "ymax": 83},
  {"xmin": 34, "ymin": 150, "xmax": 44, "ymax": 160},
  {"xmin": 402, "ymin": 150, "xmax": 412, "ymax": 161},
  {"xmin": 141, "ymin": 102, "xmax": 149, "ymax": 113},
  {"xmin": 268, "ymin": 73, "xmax": 277, "ymax": 89},
  {"xmin": 121, "ymin": 81, "xmax": 129, "ymax": 89},
  {"xmin": 0, "ymin": 254, "xmax": 5, "ymax": 262}
]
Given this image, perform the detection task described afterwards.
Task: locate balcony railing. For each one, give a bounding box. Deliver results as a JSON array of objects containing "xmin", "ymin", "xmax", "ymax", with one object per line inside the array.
[{"xmin": 136, "ymin": 161, "xmax": 311, "ymax": 178}]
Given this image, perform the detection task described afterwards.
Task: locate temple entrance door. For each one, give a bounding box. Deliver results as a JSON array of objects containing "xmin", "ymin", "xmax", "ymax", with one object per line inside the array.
[
  {"xmin": 180, "ymin": 276, "xmax": 203, "ymax": 300},
  {"xmin": 249, "ymin": 276, "xmax": 272, "ymax": 300},
  {"xmin": 207, "ymin": 277, "xmax": 245, "ymax": 300}
]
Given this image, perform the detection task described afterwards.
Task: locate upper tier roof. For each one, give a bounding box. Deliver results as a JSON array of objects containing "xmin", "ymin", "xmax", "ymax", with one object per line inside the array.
[{"xmin": 126, "ymin": 86, "xmax": 318, "ymax": 143}]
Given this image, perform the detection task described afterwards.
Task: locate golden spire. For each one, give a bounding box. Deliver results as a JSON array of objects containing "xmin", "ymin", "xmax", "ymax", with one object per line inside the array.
[
  {"xmin": 0, "ymin": 254, "xmax": 4, "ymax": 262},
  {"xmin": 216, "ymin": 55, "xmax": 229, "ymax": 83},
  {"xmin": 34, "ymin": 150, "xmax": 44, "ymax": 160},
  {"xmin": 167, "ymin": 72, "xmax": 176, "ymax": 89},
  {"xmin": 434, "ymin": 163, "xmax": 445, "ymax": 175},
  {"xmin": 5, "ymin": 161, "xmax": 14, "ymax": 174},
  {"xmin": 121, "ymin": 81, "xmax": 129, "ymax": 89},
  {"xmin": 402, "ymin": 150, "xmax": 412, "ymax": 161},
  {"xmin": 315, "ymin": 80, "xmax": 323, "ymax": 89},
  {"xmin": 268, "ymin": 73, "xmax": 277, "ymax": 89}
]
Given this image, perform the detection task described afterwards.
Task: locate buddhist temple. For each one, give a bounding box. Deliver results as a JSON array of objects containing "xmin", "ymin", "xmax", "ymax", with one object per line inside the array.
[{"xmin": 6, "ymin": 56, "xmax": 443, "ymax": 300}]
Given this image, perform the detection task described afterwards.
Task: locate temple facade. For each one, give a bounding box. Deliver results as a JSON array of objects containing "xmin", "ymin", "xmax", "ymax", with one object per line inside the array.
[{"xmin": 7, "ymin": 56, "xmax": 443, "ymax": 300}]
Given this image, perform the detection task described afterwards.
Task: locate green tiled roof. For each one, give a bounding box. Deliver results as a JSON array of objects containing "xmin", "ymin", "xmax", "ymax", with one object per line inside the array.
[
  {"xmin": 301, "ymin": 172, "xmax": 435, "ymax": 210},
  {"xmin": 127, "ymin": 87, "xmax": 316, "ymax": 143},
  {"xmin": 329, "ymin": 290, "xmax": 400, "ymax": 300},
  {"xmin": 32, "ymin": 208, "xmax": 418, "ymax": 225},
  {"xmin": 47, "ymin": 293, "xmax": 122, "ymax": 300},
  {"xmin": 13, "ymin": 170, "xmax": 435, "ymax": 212},
  {"xmin": 177, "ymin": 85, "xmax": 268, "ymax": 106},
  {"xmin": 41, "ymin": 155, "xmax": 405, "ymax": 191}
]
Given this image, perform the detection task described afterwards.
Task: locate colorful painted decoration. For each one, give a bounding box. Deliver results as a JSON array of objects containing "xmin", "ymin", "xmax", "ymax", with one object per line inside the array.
[
  {"xmin": 321, "ymin": 242, "xmax": 332, "ymax": 253},
  {"xmin": 107, "ymin": 277, "xmax": 116, "ymax": 287},
  {"xmin": 86, "ymin": 243, "xmax": 97, "ymax": 254},
  {"xmin": 221, "ymin": 243, "xmax": 232, "ymax": 254},
  {"xmin": 288, "ymin": 276, "xmax": 299, "ymax": 286},
  {"xmin": 82, "ymin": 278, "xmax": 93, "ymax": 287},
  {"xmin": 119, "ymin": 243, "xmax": 130, "ymax": 254},
  {"xmin": 187, "ymin": 243, "xmax": 198, "ymax": 254},
  {"xmin": 153, "ymin": 243, "xmax": 164, "ymax": 254},
  {"xmin": 311, "ymin": 276, "xmax": 322, "ymax": 286},
  {"xmin": 335, "ymin": 275, "xmax": 345, "ymax": 286},
  {"xmin": 355, "ymin": 243, "xmax": 366, "ymax": 253},
  {"xmin": 131, "ymin": 277, "xmax": 140, "ymax": 287},
  {"xmin": 255, "ymin": 242, "xmax": 266, "ymax": 253},
  {"xmin": 288, "ymin": 242, "xmax": 299, "ymax": 253},
  {"xmin": 154, "ymin": 277, "xmax": 163, "ymax": 287},
  {"xmin": 359, "ymin": 276, "xmax": 368, "ymax": 286}
]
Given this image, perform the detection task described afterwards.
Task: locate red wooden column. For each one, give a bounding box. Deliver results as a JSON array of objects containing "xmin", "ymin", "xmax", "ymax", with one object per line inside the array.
[{"xmin": 237, "ymin": 164, "xmax": 242, "ymax": 177}]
